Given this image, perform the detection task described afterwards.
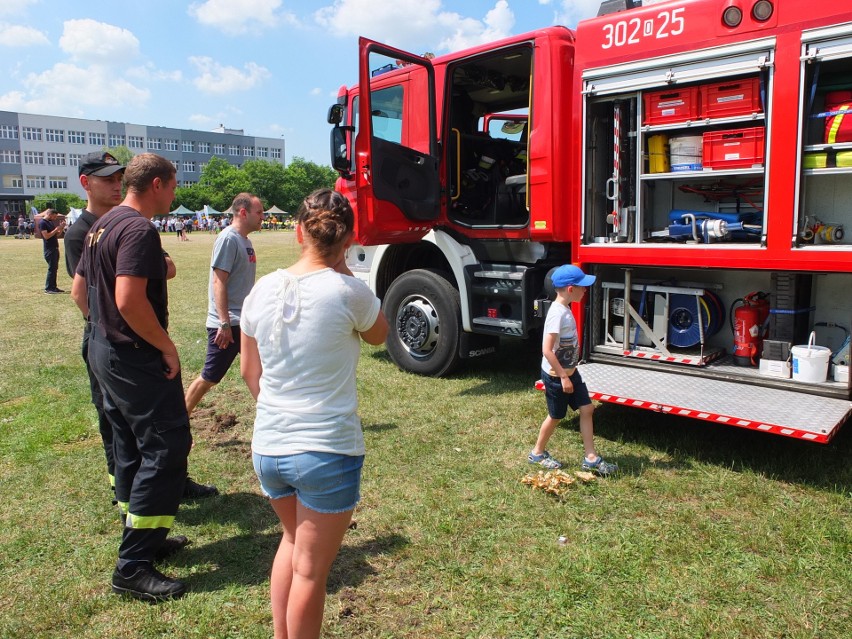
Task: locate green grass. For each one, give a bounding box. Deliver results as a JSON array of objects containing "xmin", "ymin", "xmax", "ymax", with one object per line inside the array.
[{"xmin": 0, "ymin": 232, "xmax": 849, "ymax": 638}]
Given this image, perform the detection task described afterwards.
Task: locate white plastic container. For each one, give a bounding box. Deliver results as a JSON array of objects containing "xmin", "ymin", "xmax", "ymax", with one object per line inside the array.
[
  {"xmin": 791, "ymin": 332, "xmax": 831, "ymax": 383},
  {"xmin": 669, "ymin": 135, "xmax": 703, "ymax": 171},
  {"xmin": 833, "ymin": 364, "xmax": 849, "ymax": 384}
]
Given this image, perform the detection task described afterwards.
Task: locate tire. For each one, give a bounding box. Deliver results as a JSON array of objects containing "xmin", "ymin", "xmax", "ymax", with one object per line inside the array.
[{"xmin": 383, "ymin": 269, "xmax": 462, "ymax": 377}]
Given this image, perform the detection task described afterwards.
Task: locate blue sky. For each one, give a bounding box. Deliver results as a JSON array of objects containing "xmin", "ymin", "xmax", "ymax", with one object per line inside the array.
[{"xmin": 0, "ymin": 0, "xmax": 600, "ymax": 166}]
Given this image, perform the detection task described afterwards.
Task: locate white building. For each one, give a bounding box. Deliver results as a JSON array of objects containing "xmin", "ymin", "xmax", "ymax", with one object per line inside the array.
[{"xmin": 0, "ymin": 110, "xmax": 285, "ymax": 216}]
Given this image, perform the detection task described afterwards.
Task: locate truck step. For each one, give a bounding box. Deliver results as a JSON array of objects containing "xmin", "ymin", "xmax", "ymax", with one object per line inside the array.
[{"xmin": 579, "ymin": 362, "xmax": 850, "ymax": 443}]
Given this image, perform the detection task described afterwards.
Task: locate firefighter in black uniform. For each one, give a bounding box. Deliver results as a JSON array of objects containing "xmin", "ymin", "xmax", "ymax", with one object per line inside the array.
[{"xmin": 72, "ymin": 153, "xmax": 191, "ymax": 602}]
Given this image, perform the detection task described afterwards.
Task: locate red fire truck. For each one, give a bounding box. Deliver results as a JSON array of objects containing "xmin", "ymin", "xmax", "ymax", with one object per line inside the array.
[{"xmin": 327, "ymin": 0, "xmax": 852, "ymax": 442}]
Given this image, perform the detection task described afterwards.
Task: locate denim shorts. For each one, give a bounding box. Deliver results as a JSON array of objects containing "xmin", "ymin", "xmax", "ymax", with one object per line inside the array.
[
  {"xmin": 541, "ymin": 368, "xmax": 591, "ymax": 420},
  {"xmin": 252, "ymin": 451, "xmax": 364, "ymax": 514}
]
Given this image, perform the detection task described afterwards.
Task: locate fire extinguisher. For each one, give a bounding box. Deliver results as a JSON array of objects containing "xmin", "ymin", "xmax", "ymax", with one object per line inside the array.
[{"xmin": 730, "ymin": 292, "xmax": 769, "ymax": 366}]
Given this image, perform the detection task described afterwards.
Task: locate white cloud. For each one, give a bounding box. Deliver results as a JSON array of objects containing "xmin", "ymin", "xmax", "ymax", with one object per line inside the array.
[
  {"xmin": 554, "ymin": 0, "xmax": 601, "ymax": 27},
  {"xmin": 0, "ymin": 23, "xmax": 49, "ymax": 46},
  {"xmin": 310, "ymin": 87, "xmax": 322, "ymax": 96},
  {"xmin": 189, "ymin": 56, "xmax": 271, "ymax": 95},
  {"xmin": 0, "ymin": 0, "xmax": 38, "ymax": 17},
  {"xmin": 188, "ymin": 0, "xmax": 295, "ymax": 36},
  {"xmin": 59, "ymin": 19, "xmax": 140, "ymax": 65},
  {"xmin": 0, "ymin": 62, "xmax": 148, "ymax": 115},
  {"xmin": 127, "ymin": 63, "xmax": 183, "ymax": 83},
  {"xmin": 315, "ymin": 0, "xmax": 515, "ymax": 53},
  {"xmin": 438, "ymin": 0, "xmax": 515, "ymax": 52}
]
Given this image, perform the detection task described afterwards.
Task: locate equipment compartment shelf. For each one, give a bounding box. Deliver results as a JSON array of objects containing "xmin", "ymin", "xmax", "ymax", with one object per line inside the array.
[
  {"xmin": 642, "ymin": 112, "xmax": 765, "ymax": 133},
  {"xmin": 641, "ymin": 167, "xmax": 764, "ymax": 180}
]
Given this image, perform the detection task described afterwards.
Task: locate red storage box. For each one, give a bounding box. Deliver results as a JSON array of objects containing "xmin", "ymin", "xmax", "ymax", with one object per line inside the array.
[
  {"xmin": 824, "ymin": 90, "xmax": 852, "ymax": 144},
  {"xmin": 643, "ymin": 86, "xmax": 700, "ymax": 125},
  {"xmin": 702, "ymin": 127, "xmax": 765, "ymax": 169},
  {"xmin": 703, "ymin": 77, "xmax": 762, "ymax": 119}
]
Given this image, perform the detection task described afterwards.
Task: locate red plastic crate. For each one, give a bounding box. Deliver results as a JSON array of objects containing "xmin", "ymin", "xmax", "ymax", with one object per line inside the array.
[
  {"xmin": 703, "ymin": 77, "xmax": 762, "ymax": 119},
  {"xmin": 643, "ymin": 86, "xmax": 701, "ymax": 125},
  {"xmin": 702, "ymin": 127, "xmax": 765, "ymax": 169}
]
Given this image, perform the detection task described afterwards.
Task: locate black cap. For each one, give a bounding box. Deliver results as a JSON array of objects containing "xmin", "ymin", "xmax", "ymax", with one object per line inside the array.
[{"xmin": 79, "ymin": 151, "xmax": 125, "ymax": 177}]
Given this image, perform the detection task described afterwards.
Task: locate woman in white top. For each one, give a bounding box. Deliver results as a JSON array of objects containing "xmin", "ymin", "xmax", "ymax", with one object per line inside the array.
[{"xmin": 241, "ymin": 188, "xmax": 388, "ymax": 639}]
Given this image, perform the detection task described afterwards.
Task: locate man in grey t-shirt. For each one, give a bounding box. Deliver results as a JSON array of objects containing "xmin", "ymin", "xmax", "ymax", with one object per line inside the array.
[{"xmin": 185, "ymin": 193, "xmax": 264, "ymax": 416}]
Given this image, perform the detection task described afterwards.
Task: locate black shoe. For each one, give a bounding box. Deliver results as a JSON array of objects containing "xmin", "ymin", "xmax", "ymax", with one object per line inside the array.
[
  {"xmin": 44, "ymin": 288, "xmax": 63, "ymax": 294},
  {"xmin": 154, "ymin": 535, "xmax": 191, "ymax": 562},
  {"xmin": 111, "ymin": 564, "xmax": 187, "ymax": 602},
  {"xmin": 183, "ymin": 477, "xmax": 219, "ymax": 499}
]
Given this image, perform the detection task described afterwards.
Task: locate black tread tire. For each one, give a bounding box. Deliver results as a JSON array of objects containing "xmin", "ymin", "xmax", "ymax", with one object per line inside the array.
[{"xmin": 383, "ymin": 269, "xmax": 462, "ymax": 377}]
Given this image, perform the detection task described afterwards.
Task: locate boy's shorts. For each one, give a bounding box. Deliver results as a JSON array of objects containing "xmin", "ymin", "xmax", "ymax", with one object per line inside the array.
[
  {"xmin": 541, "ymin": 368, "xmax": 591, "ymax": 420},
  {"xmin": 201, "ymin": 327, "xmax": 241, "ymax": 383},
  {"xmin": 252, "ymin": 450, "xmax": 363, "ymax": 514}
]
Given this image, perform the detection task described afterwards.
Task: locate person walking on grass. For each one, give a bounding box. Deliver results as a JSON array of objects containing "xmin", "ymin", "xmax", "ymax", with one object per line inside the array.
[
  {"xmin": 240, "ymin": 188, "xmax": 388, "ymax": 639},
  {"xmin": 72, "ymin": 153, "xmax": 192, "ymax": 602},
  {"xmin": 528, "ymin": 264, "xmax": 618, "ymax": 476},
  {"xmin": 184, "ymin": 192, "xmax": 263, "ymax": 417}
]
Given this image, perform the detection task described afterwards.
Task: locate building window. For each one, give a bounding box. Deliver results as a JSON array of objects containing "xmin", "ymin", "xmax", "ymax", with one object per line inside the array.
[
  {"xmin": 22, "ymin": 126, "xmax": 42, "ymax": 141},
  {"xmin": 271, "ymin": 148, "xmax": 282, "ymax": 159},
  {"xmin": 46, "ymin": 128, "xmax": 65, "ymax": 143},
  {"xmin": 148, "ymin": 138, "xmax": 161, "ymax": 150},
  {"xmin": 182, "ymin": 140, "xmax": 194, "ymax": 152},
  {"xmin": 89, "ymin": 132, "xmax": 106, "ymax": 146},
  {"xmin": 3, "ymin": 175, "xmax": 23, "ymax": 188},
  {"xmin": 0, "ymin": 124, "xmax": 19, "ymax": 139},
  {"xmin": 49, "ymin": 177, "xmax": 68, "ymax": 189},
  {"xmin": 213, "ymin": 143, "xmax": 224, "ymax": 154},
  {"xmin": 0, "ymin": 149, "xmax": 20, "ymax": 163},
  {"xmin": 47, "ymin": 152, "xmax": 66, "ymax": 166},
  {"xmin": 199, "ymin": 162, "xmax": 207, "ymax": 172},
  {"xmin": 69, "ymin": 154, "xmax": 82, "ymax": 167},
  {"xmin": 24, "ymin": 151, "xmax": 44, "ymax": 165},
  {"xmin": 243, "ymin": 146, "xmax": 253, "ymax": 157},
  {"xmin": 68, "ymin": 130, "xmax": 85, "ymax": 144},
  {"xmin": 165, "ymin": 139, "xmax": 178, "ymax": 151},
  {"xmin": 109, "ymin": 134, "xmax": 126, "ymax": 147},
  {"xmin": 198, "ymin": 142, "xmax": 210, "ymax": 153},
  {"xmin": 128, "ymin": 135, "xmax": 144, "ymax": 149},
  {"xmin": 171, "ymin": 160, "xmax": 179, "ymax": 170},
  {"xmin": 183, "ymin": 161, "xmax": 196, "ymax": 172},
  {"xmin": 228, "ymin": 145, "xmax": 239, "ymax": 156},
  {"xmin": 257, "ymin": 146, "xmax": 268, "ymax": 158},
  {"xmin": 26, "ymin": 175, "xmax": 46, "ymax": 189}
]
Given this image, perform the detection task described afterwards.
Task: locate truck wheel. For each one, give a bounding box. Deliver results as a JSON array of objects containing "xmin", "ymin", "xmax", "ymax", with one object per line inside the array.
[{"xmin": 383, "ymin": 269, "xmax": 462, "ymax": 377}]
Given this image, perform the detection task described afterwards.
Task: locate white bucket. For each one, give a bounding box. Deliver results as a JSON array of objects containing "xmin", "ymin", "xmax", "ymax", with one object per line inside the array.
[
  {"xmin": 791, "ymin": 332, "xmax": 831, "ymax": 383},
  {"xmin": 670, "ymin": 135, "xmax": 703, "ymax": 171}
]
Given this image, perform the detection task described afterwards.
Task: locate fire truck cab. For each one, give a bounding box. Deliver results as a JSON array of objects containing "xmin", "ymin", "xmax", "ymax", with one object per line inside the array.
[{"xmin": 329, "ymin": 0, "xmax": 852, "ymax": 442}]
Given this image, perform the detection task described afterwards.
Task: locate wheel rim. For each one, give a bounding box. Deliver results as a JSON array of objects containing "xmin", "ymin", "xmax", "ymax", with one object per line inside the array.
[{"xmin": 395, "ymin": 295, "xmax": 440, "ymax": 359}]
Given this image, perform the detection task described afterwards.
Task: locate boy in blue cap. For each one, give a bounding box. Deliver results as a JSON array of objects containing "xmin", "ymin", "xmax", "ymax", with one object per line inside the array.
[{"xmin": 528, "ymin": 264, "xmax": 617, "ymax": 475}]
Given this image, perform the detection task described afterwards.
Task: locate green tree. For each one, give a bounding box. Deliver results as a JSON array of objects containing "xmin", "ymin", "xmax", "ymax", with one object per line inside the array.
[
  {"xmin": 280, "ymin": 157, "xmax": 337, "ymax": 214},
  {"xmin": 196, "ymin": 156, "xmax": 251, "ymax": 210},
  {"xmin": 105, "ymin": 145, "xmax": 134, "ymax": 165},
  {"xmin": 242, "ymin": 159, "xmax": 288, "ymax": 210},
  {"xmin": 32, "ymin": 193, "xmax": 86, "ymax": 214}
]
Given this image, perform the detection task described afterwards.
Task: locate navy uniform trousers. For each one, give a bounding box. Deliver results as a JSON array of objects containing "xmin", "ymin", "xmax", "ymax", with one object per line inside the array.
[
  {"xmin": 88, "ymin": 332, "xmax": 191, "ymax": 570},
  {"xmin": 81, "ymin": 322, "xmax": 115, "ymax": 491}
]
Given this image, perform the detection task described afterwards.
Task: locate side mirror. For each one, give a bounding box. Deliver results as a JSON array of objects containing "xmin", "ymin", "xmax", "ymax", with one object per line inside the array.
[
  {"xmin": 330, "ymin": 125, "xmax": 354, "ymax": 174},
  {"xmin": 327, "ymin": 103, "xmax": 345, "ymax": 125}
]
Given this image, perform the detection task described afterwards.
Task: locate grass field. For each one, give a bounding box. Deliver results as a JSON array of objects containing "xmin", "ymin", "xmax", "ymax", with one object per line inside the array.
[{"xmin": 0, "ymin": 231, "xmax": 849, "ymax": 638}]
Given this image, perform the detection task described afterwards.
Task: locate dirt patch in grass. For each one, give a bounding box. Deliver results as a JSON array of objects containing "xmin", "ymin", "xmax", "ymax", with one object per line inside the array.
[{"xmin": 192, "ymin": 408, "xmax": 244, "ymax": 445}]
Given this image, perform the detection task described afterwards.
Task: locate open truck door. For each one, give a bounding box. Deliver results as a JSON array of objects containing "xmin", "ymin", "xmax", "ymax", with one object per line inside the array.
[{"xmin": 354, "ymin": 38, "xmax": 439, "ymax": 246}]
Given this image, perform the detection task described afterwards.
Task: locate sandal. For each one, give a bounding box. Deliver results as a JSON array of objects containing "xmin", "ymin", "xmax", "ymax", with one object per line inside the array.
[
  {"xmin": 581, "ymin": 455, "xmax": 618, "ymax": 476},
  {"xmin": 528, "ymin": 450, "xmax": 563, "ymax": 469}
]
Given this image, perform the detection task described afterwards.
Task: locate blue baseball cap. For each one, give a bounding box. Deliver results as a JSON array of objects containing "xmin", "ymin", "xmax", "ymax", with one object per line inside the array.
[{"xmin": 551, "ymin": 264, "xmax": 596, "ymax": 288}]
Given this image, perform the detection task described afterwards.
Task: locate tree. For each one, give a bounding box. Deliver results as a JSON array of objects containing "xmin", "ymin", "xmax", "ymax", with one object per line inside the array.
[
  {"xmin": 105, "ymin": 145, "xmax": 135, "ymax": 165},
  {"xmin": 280, "ymin": 157, "xmax": 337, "ymax": 213},
  {"xmin": 32, "ymin": 192, "xmax": 86, "ymax": 214},
  {"xmin": 242, "ymin": 159, "xmax": 288, "ymax": 209}
]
